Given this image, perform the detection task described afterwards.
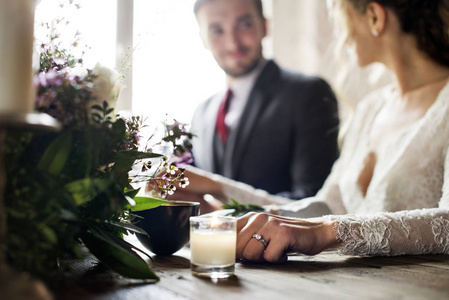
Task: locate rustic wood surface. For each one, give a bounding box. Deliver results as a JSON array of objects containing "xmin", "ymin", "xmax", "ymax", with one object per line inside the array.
[{"xmin": 56, "ymin": 236, "xmax": 449, "ymax": 300}]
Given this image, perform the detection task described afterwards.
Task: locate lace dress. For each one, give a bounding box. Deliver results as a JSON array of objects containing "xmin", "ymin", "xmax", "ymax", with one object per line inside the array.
[{"xmin": 191, "ymin": 82, "xmax": 449, "ymax": 256}]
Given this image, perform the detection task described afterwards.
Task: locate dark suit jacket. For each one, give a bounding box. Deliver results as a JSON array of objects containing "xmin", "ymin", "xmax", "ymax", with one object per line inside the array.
[{"xmin": 190, "ymin": 60, "xmax": 339, "ymax": 199}]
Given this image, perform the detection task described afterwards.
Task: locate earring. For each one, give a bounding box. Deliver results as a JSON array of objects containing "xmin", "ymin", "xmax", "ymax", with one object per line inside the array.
[{"xmin": 371, "ymin": 29, "xmax": 379, "ymax": 37}]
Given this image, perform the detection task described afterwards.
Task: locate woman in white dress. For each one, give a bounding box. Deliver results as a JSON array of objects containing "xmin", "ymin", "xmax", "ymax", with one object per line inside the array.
[{"xmin": 165, "ymin": 0, "xmax": 449, "ymax": 262}]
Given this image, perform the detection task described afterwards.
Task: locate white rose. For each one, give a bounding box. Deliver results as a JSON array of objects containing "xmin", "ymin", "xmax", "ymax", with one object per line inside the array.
[
  {"xmin": 90, "ymin": 63, "xmax": 126, "ymax": 115},
  {"xmin": 69, "ymin": 65, "xmax": 89, "ymax": 78}
]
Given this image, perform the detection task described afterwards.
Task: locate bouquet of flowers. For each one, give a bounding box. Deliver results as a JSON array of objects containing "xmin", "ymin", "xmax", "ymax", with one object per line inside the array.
[{"xmin": 1, "ymin": 34, "xmax": 193, "ymax": 287}]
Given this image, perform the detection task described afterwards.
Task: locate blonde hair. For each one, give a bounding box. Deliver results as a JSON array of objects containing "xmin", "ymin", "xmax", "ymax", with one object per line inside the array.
[{"xmin": 327, "ymin": 0, "xmax": 354, "ymax": 147}]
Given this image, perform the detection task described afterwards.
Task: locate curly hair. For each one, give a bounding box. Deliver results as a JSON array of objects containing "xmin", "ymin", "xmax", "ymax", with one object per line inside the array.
[{"xmin": 346, "ymin": 0, "xmax": 449, "ymax": 66}]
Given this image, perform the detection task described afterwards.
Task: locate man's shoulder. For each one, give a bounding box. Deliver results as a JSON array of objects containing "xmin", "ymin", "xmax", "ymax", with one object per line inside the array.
[
  {"xmin": 259, "ymin": 62, "xmax": 337, "ymax": 112},
  {"xmin": 280, "ymin": 68, "xmax": 330, "ymax": 88},
  {"xmin": 195, "ymin": 92, "xmax": 218, "ymax": 109},
  {"xmin": 279, "ymin": 71, "xmax": 335, "ymax": 102},
  {"xmin": 261, "ymin": 60, "xmax": 331, "ymax": 90},
  {"xmin": 191, "ymin": 92, "xmax": 222, "ymax": 123}
]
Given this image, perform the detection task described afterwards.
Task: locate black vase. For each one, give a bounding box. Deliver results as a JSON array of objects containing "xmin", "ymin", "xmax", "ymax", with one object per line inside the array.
[{"xmin": 134, "ymin": 201, "xmax": 200, "ymax": 256}]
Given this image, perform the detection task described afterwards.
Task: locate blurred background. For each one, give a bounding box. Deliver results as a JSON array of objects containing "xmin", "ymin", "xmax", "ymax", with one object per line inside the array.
[{"xmin": 34, "ymin": 0, "xmax": 393, "ymax": 126}]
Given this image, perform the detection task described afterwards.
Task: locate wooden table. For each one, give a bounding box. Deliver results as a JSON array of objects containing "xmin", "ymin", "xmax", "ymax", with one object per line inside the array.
[{"xmin": 58, "ymin": 238, "xmax": 449, "ymax": 300}]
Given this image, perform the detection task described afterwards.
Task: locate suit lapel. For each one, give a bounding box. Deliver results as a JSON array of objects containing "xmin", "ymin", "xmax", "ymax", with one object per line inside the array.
[{"xmin": 222, "ymin": 61, "xmax": 281, "ymax": 178}]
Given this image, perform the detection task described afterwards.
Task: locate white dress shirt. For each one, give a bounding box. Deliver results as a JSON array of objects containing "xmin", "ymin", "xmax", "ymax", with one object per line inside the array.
[{"xmin": 224, "ymin": 59, "xmax": 268, "ymax": 130}]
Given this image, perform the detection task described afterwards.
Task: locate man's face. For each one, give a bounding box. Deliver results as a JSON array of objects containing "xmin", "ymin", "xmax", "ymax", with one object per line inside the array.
[{"xmin": 196, "ymin": 0, "xmax": 267, "ymax": 78}]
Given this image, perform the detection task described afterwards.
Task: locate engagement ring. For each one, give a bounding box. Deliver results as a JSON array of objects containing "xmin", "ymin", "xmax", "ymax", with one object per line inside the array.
[{"xmin": 252, "ymin": 233, "xmax": 268, "ymax": 248}]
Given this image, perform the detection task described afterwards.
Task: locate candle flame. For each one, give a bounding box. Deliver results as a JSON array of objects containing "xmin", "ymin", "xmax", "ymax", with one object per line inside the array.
[{"xmin": 211, "ymin": 215, "xmax": 219, "ymax": 229}]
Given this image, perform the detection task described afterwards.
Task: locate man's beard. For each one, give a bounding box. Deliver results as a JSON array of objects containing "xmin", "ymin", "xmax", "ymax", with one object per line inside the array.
[{"xmin": 222, "ymin": 56, "xmax": 261, "ymax": 78}]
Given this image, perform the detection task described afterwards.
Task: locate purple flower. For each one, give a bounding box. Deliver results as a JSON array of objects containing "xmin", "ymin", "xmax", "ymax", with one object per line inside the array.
[{"xmin": 34, "ymin": 68, "xmax": 95, "ymax": 126}]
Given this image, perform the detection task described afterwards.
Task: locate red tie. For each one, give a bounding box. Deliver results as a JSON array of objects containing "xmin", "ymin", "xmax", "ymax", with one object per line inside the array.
[{"xmin": 215, "ymin": 88, "xmax": 233, "ymax": 143}]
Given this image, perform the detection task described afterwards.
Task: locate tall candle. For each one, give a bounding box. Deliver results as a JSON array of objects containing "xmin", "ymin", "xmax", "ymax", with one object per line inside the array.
[{"xmin": 0, "ymin": 0, "xmax": 36, "ymax": 115}]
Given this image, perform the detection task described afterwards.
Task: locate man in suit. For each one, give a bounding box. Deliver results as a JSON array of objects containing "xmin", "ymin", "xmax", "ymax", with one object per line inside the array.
[{"xmin": 190, "ymin": 0, "xmax": 339, "ymax": 201}]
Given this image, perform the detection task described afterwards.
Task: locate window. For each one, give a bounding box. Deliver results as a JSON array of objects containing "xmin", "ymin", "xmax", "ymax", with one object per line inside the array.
[
  {"xmin": 35, "ymin": 0, "xmax": 225, "ymax": 125},
  {"xmin": 132, "ymin": 0, "xmax": 225, "ymax": 124},
  {"xmin": 35, "ymin": 0, "xmax": 117, "ymax": 69}
]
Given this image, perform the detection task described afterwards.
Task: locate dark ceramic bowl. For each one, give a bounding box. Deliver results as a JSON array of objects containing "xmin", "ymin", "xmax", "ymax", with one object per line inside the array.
[{"xmin": 134, "ymin": 201, "xmax": 200, "ymax": 256}]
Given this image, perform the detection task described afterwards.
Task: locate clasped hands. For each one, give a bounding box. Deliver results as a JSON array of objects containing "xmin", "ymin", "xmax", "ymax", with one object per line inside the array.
[{"xmin": 236, "ymin": 212, "xmax": 338, "ymax": 263}]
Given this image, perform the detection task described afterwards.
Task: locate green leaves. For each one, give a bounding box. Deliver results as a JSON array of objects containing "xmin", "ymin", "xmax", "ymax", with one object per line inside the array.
[
  {"xmin": 4, "ymin": 18, "xmax": 197, "ymax": 287},
  {"xmin": 112, "ymin": 150, "xmax": 164, "ymax": 188},
  {"xmin": 222, "ymin": 199, "xmax": 265, "ymax": 216},
  {"xmin": 81, "ymin": 229, "xmax": 159, "ymax": 281},
  {"xmin": 91, "ymin": 101, "xmax": 115, "ymax": 125},
  {"xmin": 128, "ymin": 196, "xmax": 167, "ymax": 212},
  {"xmin": 163, "ymin": 120, "xmax": 194, "ymax": 155},
  {"xmin": 105, "ymin": 221, "xmax": 147, "ymax": 235},
  {"xmin": 39, "ymin": 224, "xmax": 58, "ymax": 244},
  {"xmin": 65, "ymin": 178, "xmax": 112, "ymax": 206},
  {"xmin": 114, "ymin": 150, "xmax": 164, "ymax": 164},
  {"xmin": 37, "ymin": 130, "xmax": 72, "ymax": 176}
]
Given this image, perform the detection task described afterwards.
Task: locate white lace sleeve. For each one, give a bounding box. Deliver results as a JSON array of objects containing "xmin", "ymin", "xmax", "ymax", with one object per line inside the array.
[
  {"xmin": 330, "ymin": 145, "xmax": 449, "ymax": 256},
  {"xmin": 330, "ymin": 208, "xmax": 449, "ymax": 255}
]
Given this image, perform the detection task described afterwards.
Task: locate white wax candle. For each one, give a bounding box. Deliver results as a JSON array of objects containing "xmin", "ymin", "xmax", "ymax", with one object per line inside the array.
[
  {"xmin": 0, "ymin": 0, "xmax": 36, "ymax": 114},
  {"xmin": 190, "ymin": 231, "xmax": 236, "ymax": 266}
]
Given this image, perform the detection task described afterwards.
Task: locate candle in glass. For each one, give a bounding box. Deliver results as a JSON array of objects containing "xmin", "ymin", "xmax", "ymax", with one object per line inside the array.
[
  {"xmin": 0, "ymin": 0, "xmax": 36, "ymax": 115},
  {"xmin": 190, "ymin": 216, "xmax": 236, "ymax": 278}
]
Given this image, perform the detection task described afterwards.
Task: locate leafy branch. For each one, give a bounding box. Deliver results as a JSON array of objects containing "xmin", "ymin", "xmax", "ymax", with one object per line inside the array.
[{"xmin": 222, "ymin": 199, "xmax": 264, "ymax": 217}]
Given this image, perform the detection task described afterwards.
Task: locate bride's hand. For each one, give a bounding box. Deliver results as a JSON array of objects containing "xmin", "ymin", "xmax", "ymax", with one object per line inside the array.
[{"xmin": 236, "ymin": 212, "xmax": 339, "ymax": 263}]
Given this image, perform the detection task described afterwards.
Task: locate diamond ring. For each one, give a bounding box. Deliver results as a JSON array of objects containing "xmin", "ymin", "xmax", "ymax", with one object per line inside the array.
[{"xmin": 252, "ymin": 233, "xmax": 268, "ymax": 248}]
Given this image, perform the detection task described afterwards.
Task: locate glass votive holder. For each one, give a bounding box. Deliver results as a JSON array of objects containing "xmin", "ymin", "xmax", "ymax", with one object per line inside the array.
[{"xmin": 189, "ymin": 215, "xmax": 237, "ymax": 278}]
